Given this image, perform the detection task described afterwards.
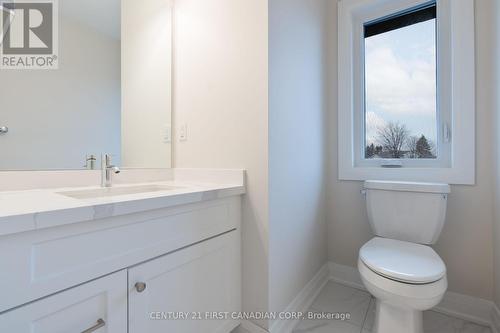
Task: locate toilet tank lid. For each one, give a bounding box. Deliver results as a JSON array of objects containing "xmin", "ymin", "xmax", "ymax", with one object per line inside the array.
[{"xmin": 364, "ymin": 180, "xmax": 450, "ymax": 194}]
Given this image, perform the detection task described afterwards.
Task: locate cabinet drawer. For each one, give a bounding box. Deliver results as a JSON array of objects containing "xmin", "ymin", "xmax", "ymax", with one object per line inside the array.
[
  {"xmin": 0, "ymin": 270, "xmax": 127, "ymax": 333},
  {"xmin": 0, "ymin": 197, "xmax": 241, "ymax": 312}
]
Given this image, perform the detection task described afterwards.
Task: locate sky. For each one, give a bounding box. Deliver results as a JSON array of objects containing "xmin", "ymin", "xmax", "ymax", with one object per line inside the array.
[{"xmin": 365, "ymin": 19, "xmax": 437, "ymax": 147}]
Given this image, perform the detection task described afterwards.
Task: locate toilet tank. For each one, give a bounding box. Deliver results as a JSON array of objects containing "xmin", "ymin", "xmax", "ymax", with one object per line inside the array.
[{"xmin": 364, "ymin": 181, "xmax": 451, "ymax": 245}]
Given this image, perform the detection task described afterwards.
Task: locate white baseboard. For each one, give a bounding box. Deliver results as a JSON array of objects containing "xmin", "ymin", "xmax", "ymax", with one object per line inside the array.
[
  {"xmin": 233, "ymin": 320, "xmax": 269, "ymax": 333},
  {"xmin": 434, "ymin": 291, "xmax": 493, "ymax": 327},
  {"xmin": 238, "ymin": 262, "xmax": 498, "ymax": 333},
  {"xmin": 328, "ymin": 261, "xmax": 497, "ymax": 330},
  {"xmin": 328, "ymin": 262, "xmax": 364, "ymax": 290},
  {"xmin": 491, "ymin": 304, "xmax": 500, "ymax": 333},
  {"xmin": 269, "ymin": 264, "xmax": 330, "ymax": 333}
]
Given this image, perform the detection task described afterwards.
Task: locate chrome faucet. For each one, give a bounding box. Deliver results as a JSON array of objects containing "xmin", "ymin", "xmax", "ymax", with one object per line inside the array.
[
  {"xmin": 84, "ymin": 154, "xmax": 97, "ymax": 170},
  {"xmin": 101, "ymin": 154, "xmax": 120, "ymax": 187}
]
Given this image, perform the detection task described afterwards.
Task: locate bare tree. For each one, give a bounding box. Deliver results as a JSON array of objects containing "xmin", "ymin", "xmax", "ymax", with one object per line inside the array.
[
  {"xmin": 377, "ymin": 122, "xmax": 409, "ymax": 158},
  {"xmin": 406, "ymin": 136, "xmax": 419, "ymax": 158}
]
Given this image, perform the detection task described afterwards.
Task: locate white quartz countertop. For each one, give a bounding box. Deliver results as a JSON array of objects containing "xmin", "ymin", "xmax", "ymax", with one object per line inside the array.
[{"xmin": 0, "ymin": 177, "xmax": 245, "ymax": 237}]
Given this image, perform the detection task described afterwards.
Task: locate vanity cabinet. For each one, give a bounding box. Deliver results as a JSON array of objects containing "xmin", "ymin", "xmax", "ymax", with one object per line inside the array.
[
  {"xmin": 0, "ymin": 270, "xmax": 128, "ymax": 333},
  {"xmin": 129, "ymin": 231, "xmax": 240, "ymax": 333},
  {"xmin": 0, "ymin": 195, "xmax": 242, "ymax": 333}
]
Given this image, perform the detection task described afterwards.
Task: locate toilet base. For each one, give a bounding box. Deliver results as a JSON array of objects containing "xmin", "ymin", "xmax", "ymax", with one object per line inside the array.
[
  {"xmin": 373, "ymin": 299, "xmax": 423, "ymax": 333},
  {"xmin": 358, "ymin": 258, "xmax": 447, "ymax": 333}
]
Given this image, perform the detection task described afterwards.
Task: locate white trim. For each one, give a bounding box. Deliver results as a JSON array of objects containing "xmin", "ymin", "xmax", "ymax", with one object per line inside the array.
[
  {"xmin": 352, "ymin": 0, "xmax": 451, "ymax": 170},
  {"xmin": 491, "ymin": 305, "xmax": 500, "ymax": 333},
  {"xmin": 0, "ymin": 5, "xmax": 15, "ymax": 48},
  {"xmin": 269, "ymin": 264, "xmax": 331, "ymax": 333},
  {"xmin": 434, "ymin": 291, "xmax": 494, "ymax": 327},
  {"xmin": 337, "ymin": 0, "xmax": 476, "ymax": 185},
  {"xmin": 329, "ymin": 262, "xmax": 496, "ymax": 330},
  {"xmin": 270, "ymin": 262, "xmax": 497, "ymax": 332},
  {"xmin": 329, "ymin": 262, "xmax": 365, "ymax": 290},
  {"xmin": 234, "ymin": 320, "xmax": 270, "ymax": 333}
]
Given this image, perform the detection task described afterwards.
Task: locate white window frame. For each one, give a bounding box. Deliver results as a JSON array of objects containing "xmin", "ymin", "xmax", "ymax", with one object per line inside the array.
[{"xmin": 338, "ymin": 0, "xmax": 475, "ymax": 185}]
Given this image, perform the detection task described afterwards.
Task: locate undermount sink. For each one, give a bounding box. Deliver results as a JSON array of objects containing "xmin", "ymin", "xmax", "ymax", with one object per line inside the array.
[{"xmin": 58, "ymin": 185, "xmax": 179, "ymax": 199}]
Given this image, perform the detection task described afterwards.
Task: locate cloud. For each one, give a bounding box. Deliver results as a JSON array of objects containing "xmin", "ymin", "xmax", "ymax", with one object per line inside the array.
[
  {"xmin": 365, "ymin": 111, "xmax": 386, "ymax": 144},
  {"xmin": 365, "ymin": 37, "xmax": 436, "ymax": 116}
]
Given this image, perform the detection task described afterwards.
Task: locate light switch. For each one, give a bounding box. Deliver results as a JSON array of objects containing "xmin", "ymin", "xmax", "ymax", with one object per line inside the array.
[
  {"xmin": 163, "ymin": 124, "xmax": 172, "ymax": 143},
  {"xmin": 179, "ymin": 123, "xmax": 188, "ymax": 142}
]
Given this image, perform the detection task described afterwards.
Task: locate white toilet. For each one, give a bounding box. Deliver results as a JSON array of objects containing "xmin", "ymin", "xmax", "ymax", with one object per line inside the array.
[{"xmin": 358, "ymin": 180, "xmax": 450, "ymax": 333}]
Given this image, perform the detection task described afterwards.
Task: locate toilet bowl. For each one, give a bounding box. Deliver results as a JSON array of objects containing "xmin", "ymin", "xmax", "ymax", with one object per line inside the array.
[
  {"xmin": 358, "ymin": 237, "xmax": 447, "ymax": 333},
  {"xmin": 358, "ymin": 181, "xmax": 450, "ymax": 333}
]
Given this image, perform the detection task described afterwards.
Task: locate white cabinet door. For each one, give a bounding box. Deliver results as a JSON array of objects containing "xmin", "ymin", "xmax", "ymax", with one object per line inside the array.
[
  {"xmin": 0, "ymin": 270, "xmax": 127, "ymax": 333},
  {"xmin": 129, "ymin": 231, "xmax": 241, "ymax": 333}
]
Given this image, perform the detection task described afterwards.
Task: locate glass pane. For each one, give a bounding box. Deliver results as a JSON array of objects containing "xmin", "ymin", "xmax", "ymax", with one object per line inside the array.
[{"xmin": 364, "ymin": 17, "xmax": 437, "ymax": 159}]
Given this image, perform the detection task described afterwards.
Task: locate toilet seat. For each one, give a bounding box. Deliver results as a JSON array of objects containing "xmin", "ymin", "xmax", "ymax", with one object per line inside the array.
[
  {"xmin": 358, "ymin": 258, "xmax": 447, "ymax": 311},
  {"xmin": 359, "ymin": 237, "xmax": 446, "ymax": 284}
]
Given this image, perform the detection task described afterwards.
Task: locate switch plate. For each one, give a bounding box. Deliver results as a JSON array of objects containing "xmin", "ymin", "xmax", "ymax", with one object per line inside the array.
[
  {"xmin": 162, "ymin": 125, "xmax": 171, "ymax": 143},
  {"xmin": 179, "ymin": 123, "xmax": 187, "ymax": 142}
]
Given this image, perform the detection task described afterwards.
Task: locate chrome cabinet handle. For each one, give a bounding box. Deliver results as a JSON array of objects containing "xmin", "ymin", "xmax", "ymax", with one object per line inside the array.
[
  {"xmin": 81, "ymin": 318, "xmax": 105, "ymax": 333},
  {"xmin": 135, "ymin": 282, "xmax": 147, "ymax": 293}
]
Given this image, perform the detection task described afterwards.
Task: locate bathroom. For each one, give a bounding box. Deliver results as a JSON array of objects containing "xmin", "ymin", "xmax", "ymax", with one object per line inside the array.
[{"xmin": 0, "ymin": 0, "xmax": 498, "ymax": 332}]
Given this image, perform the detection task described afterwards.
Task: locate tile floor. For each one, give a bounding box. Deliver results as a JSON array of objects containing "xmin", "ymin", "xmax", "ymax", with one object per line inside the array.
[{"xmin": 292, "ymin": 281, "xmax": 492, "ymax": 333}]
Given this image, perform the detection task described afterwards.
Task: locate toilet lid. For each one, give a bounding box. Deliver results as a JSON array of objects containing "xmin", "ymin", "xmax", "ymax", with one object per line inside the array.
[{"xmin": 359, "ymin": 237, "xmax": 446, "ymax": 284}]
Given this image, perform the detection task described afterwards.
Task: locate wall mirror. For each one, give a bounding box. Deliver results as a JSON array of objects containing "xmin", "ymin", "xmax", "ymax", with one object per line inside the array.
[{"xmin": 0, "ymin": 0, "xmax": 173, "ymax": 170}]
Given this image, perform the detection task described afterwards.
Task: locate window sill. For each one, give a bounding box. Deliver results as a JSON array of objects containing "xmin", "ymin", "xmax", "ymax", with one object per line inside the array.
[{"xmin": 338, "ymin": 164, "xmax": 475, "ymax": 185}]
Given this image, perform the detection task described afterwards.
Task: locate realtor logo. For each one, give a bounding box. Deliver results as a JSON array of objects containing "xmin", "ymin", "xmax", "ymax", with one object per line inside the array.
[{"xmin": 0, "ymin": 0, "xmax": 58, "ymax": 69}]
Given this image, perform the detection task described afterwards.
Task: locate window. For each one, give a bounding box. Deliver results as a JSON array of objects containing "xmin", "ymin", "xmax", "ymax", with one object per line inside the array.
[
  {"xmin": 338, "ymin": 0, "xmax": 475, "ymax": 184},
  {"xmin": 364, "ymin": 4, "xmax": 437, "ymax": 160}
]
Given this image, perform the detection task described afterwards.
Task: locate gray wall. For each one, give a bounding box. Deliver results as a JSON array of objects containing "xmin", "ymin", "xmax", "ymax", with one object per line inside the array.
[
  {"xmin": 0, "ymin": 17, "xmax": 121, "ymax": 170},
  {"xmin": 174, "ymin": 0, "xmax": 500, "ymax": 323},
  {"xmin": 173, "ymin": 0, "xmax": 269, "ymax": 329},
  {"xmin": 269, "ymin": 0, "xmax": 329, "ymax": 317},
  {"xmin": 327, "ymin": 0, "xmax": 497, "ymax": 301}
]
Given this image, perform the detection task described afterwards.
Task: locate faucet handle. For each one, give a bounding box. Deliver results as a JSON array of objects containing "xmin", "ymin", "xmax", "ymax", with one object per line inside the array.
[
  {"xmin": 101, "ymin": 154, "xmax": 118, "ymax": 167},
  {"xmin": 83, "ymin": 154, "xmax": 97, "ymax": 169},
  {"xmin": 101, "ymin": 154, "xmax": 120, "ymax": 172}
]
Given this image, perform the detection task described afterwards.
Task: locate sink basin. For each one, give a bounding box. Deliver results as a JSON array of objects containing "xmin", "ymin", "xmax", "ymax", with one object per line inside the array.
[{"xmin": 58, "ymin": 185, "xmax": 179, "ymax": 199}]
